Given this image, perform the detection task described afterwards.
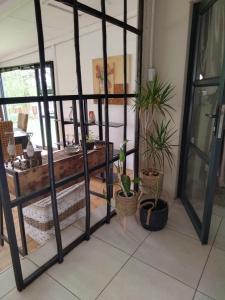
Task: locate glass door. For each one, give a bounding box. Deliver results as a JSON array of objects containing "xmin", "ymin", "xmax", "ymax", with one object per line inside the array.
[{"xmin": 180, "ymin": 0, "xmax": 225, "ymax": 244}]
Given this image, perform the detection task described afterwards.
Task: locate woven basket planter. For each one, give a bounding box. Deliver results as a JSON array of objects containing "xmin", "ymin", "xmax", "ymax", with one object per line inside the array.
[
  {"xmin": 115, "ymin": 190, "xmax": 138, "ymax": 217},
  {"xmin": 140, "ymin": 169, "xmax": 164, "ymax": 197}
]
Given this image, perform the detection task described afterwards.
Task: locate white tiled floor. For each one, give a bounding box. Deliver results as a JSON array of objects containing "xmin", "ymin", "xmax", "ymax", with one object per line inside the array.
[{"xmin": 1, "ymin": 201, "xmax": 225, "ymax": 300}]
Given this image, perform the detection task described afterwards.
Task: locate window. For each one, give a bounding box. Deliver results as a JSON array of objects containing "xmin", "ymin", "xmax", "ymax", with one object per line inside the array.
[{"xmin": 0, "ymin": 62, "xmax": 59, "ymax": 148}]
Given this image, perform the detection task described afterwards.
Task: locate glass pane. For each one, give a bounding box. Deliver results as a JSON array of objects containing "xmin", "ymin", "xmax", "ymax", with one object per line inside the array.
[
  {"xmin": 127, "ymin": 0, "xmax": 138, "ymax": 28},
  {"xmin": 106, "ymin": 0, "xmax": 124, "ymax": 21},
  {"xmin": 196, "ymin": 0, "xmax": 225, "ymax": 79},
  {"xmin": 190, "ymin": 86, "xmax": 218, "ymax": 156},
  {"xmin": 185, "ymin": 148, "xmax": 209, "ymax": 221},
  {"xmin": 2, "ymin": 69, "xmax": 37, "ymax": 98},
  {"xmin": 79, "ymin": 0, "xmax": 101, "ymax": 10},
  {"xmin": 213, "ymin": 136, "xmax": 225, "ymax": 217}
]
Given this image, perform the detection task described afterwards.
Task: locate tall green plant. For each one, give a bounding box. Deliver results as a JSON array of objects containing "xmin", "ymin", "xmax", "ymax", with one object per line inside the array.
[
  {"xmin": 133, "ymin": 75, "xmax": 176, "ymax": 172},
  {"xmin": 133, "ymin": 75, "xmax": 175, "ymax": 137},
  {"xmin": 144, "ymin": 120, "xmax": 176, "ymax": 171}
]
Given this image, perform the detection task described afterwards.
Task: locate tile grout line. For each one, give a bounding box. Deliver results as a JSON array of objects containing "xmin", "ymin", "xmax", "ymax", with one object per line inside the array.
[
  {"xmin": 132, "ymin": 255, "xmax": 196, "ymax": 291},
  {"xmin": 25, "ymin": 256, "xmax": 82, "ymax": 300},
  {"xmin": 94, "ymin": 229, "xmax": 153, "ymax": 300},
  {"xmin": 92, "ymin": 221, "xmax": 152, "ymax": 255},
  {"xmin": 46, "ymin": 272, "xmax": 83, "ymax": 300},
  {"xmin": 0, "ymin": 287, "xmax": 17, "ymax": 300},
  {"xmin": 166, "ymin": 226, "xmax": 206, "ymax": 242},
  {"xmin": 85, "ymin": 216, "xmax": 201, "ymax": 294},
  {"xmin": 193, "ymin": 217, "xmax": 223, "ymax": 300},
  {"xmin": 94, "ymin": 255, "xmax": 132, "ymax": 300},
  {"xmin": 26, "ymin": 229, "xmax": 147, "ymax": 300},
  {"xmin": 129, "ymin": 225, "xmax": 205, "ymax": 292}
]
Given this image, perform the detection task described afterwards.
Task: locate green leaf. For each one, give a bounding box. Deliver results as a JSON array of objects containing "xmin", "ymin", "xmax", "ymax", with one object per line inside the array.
[
  {"xmin": 119, "ymin": 147, "xmax": 125, "ymax": 162},
  {"xmin": 144, "ymin": 120, "xmax": 177, "ymax": 171},
  {"xmin": 121, "ymin": 175, "xmax": 131, "ymax": 194},
  {"xmin": 133, "ymin": 177, "xmax": 141, "ymax": 185}
]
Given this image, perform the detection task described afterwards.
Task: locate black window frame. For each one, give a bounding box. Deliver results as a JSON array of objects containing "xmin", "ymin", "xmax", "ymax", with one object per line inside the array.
[{"xmin": 0, "ymin": 61, "xmax": 60, "ymax": 149}]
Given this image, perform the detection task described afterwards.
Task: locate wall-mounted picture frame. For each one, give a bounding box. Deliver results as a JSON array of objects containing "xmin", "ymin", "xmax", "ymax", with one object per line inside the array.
[{"xmin": 92, "ymin": 54, "xmax": 131, "ymax": 105}]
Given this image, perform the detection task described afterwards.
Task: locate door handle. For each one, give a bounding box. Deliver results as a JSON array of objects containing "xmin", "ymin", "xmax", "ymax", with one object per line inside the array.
[
  {"xmin": 205, "ymin": 113, "xmax": 217, "ymax": 118},
  {"xmin": 217, "ymin": 104, "xmax": 225, "ymax": 139}
]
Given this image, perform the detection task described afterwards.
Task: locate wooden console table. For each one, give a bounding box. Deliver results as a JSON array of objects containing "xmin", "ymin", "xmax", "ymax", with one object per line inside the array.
[{"xmin": 6, "ymin": 145, "xmax": 107, "ymax": 198}]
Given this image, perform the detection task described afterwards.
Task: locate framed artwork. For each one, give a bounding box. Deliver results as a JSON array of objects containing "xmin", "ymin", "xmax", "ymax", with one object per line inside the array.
[{"xmin": 92, "ymin": 55, "xmax": 131, "ymax": 105}]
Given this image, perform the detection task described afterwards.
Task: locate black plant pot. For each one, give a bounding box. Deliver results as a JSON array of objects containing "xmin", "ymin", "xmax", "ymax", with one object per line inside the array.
[
  {"xmin": 140, "ymin": 199, "xmax": 168, "ymax": 231},
  {"xmin": 81, "ymin": 141, "xmax": 95, "ymax": 151},
  {"xmin": 86, "ymin": 142, "xmax": 95, "ymax": 150}
]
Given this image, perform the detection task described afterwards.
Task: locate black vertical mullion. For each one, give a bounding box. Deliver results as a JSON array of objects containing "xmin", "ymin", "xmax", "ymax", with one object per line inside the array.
[
  {"xmin": 72, "ymin": 100, "xmax": 79, "ymax": 144},
  {"xmin": 14, "ymin": 172, "xmax": 28, "ymax": 256},
  {"xmin": 34, "ymin": 0, "xmax": 63, "ymax": 263},
  {"xmin": 0, "ymin": 144, "xmax": 24, "ymax": 291},
  {"xmin": 83, "ymin": 99, "xmax": 89, "ymax": 136},
  {"xmin": 73, "ymin": 0, "xmax": 91, "ymax": 239},
  {"xmin": 59, "ymin": 100, "xmax": 66, "ymax": 146},
  {"xmin": 0, "ymin": 193, "xmax": 3, "ymax": 246},
  {"xmin": 0, "ymin": 74, "xmax": 8, "ymax": 120},
  {"xmin": 123, "ymin": 0, "xmax": 127, "ymax": 174},
  {"xmin": 98, "ymin": 98, "xmax": 103, "ymax": 141},
  {"xmin": 101, "ymin": 0, "xmax": 111, "ymax": 223},
  {"xmin": 50, "ymin": 63, "xmax": 60, "ymax": 149},
  {"xmin": 134, "ymin": 0, "xmax": 144, "ymax": 191},
  {"xmin": 35, "ymin": 68, "xmax": 46, "ymax": 148}
]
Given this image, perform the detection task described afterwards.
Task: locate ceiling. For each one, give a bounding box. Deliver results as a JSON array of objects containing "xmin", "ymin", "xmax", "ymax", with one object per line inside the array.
[{"xmin": 0, "ymin": 0, "xmax": 138, "ymax": 62}]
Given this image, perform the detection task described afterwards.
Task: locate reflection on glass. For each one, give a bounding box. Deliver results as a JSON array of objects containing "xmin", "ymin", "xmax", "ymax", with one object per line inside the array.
[
  {"xmin": 106, "ymin": 0, "xmax": 124, "ymax": 21},
  {"xmin": 196, "ymin": 0, "xmax": 225, "ymax": 79},
  {"xmin": 214, "ymin": 133, "xmax": 225, "ymax": 215},
  {"xmin": 2, "ymin": 69, "xmax": 37, "ymax": 98},
  {"xmin": 127, "ymin": 0, "xmax": 138, "ymax": 28},
  {"xmin": 79, "ymin": 0, "xmax": 101, "ymax": 10},
  {"xmin": 190, "ymin": 86, "xmax": 218, "ymax": 156},
  {"xmin": 185, "ymin": 148, "xmax": 209, "ymax": 221}
]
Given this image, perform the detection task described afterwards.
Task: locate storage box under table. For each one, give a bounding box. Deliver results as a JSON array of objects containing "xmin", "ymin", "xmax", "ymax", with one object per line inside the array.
[{"xmin": 23, "ymin": 182, "xmax": 85, "ymax": 244}]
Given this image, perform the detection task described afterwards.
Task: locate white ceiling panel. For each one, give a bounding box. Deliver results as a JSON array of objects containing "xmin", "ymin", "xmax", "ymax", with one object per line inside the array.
[{"xmin": 0, "ymin": 0, "xmax": 137, "ymax": 62}]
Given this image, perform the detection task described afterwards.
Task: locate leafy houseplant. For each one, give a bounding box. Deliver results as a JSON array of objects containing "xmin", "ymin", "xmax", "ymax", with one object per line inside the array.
[
  {"xmin": 83, "ymin": 130, "xmax": 95, "ymax": 150},
  {"xmin": 114, "ymin": 142, "xmax": 139, "ymax": 218},
  {"xmin": 133, "ymin": 75, "xmax": 176, "ymax": 231}
]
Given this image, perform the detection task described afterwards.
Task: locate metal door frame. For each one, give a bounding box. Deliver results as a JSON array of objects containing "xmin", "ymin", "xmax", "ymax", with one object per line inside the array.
[{"xmin": 178, "ymin": 0, "xmax": 225, "ymax": 244}]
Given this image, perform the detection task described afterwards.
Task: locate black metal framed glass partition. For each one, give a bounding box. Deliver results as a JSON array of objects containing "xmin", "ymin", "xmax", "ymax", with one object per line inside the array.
[
  {"xmin": 178, "ymin": 0, "xmax": 225, "ymax": 244},
  {"xmin": 0, "ymin": 0, "xmax": 144, "ymax": 291}
]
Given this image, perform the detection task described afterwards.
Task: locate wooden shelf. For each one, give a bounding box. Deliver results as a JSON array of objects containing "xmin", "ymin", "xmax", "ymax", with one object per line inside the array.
[{"xmin": 62, "ymin": 120, "xmax": 123, "ymax": 128}]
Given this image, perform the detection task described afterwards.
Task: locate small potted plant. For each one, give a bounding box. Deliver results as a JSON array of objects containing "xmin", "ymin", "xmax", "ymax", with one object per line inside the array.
[
  {"xmin": 83, "ymin": 130, "xmax": 95, "ymax": 150},
  {"xmin": 114, "ymin": 142, "xmax": 139, "ymax": 219},
  {"xmin": 139, "ymin": 120, "xmax": 176, "ymax": 231}
]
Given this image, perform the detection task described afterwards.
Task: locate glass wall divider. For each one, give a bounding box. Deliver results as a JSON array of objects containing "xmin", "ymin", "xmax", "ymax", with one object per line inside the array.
[{"xmin": 0, "ymin": 0, "xmax": 144, "ymax": 291}]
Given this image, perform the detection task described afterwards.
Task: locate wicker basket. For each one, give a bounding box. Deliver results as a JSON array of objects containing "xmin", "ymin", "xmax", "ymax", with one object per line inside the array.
[
  {"xmin": 115, "ymin": 190, "xmax": 138, "ymax": 217},
  {"xmin": 140, "ymin": 169, "xmax": 164, "ymax": 197}
]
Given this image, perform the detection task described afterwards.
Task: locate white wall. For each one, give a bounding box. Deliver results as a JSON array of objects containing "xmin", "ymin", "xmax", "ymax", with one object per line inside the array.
[
  {"xmin": 0, "ymin": 17, "xmax": 138, "ymax": 169},
  {"xmin": 151, "ymin": 0, "xmax": 194, "ymax": 200}
]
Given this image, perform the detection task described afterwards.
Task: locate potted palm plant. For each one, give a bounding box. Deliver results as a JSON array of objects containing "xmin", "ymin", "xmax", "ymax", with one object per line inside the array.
[
  {"xmin": 140, "ymin": 120, "xmax": 176, "ymax": 230},
  {"xmin": 114, "ymin": 142, "xmax": 139, "ymax": 218},
  {"xmin": 133, "ymin": 75, "xmax": 176, "ymax": 231}
]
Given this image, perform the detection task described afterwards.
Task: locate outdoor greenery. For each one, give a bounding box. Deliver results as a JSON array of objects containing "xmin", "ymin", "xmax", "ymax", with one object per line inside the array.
[{"xmin": 1, "ymin": 68, "xmax": 56, "ymax": 147}]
